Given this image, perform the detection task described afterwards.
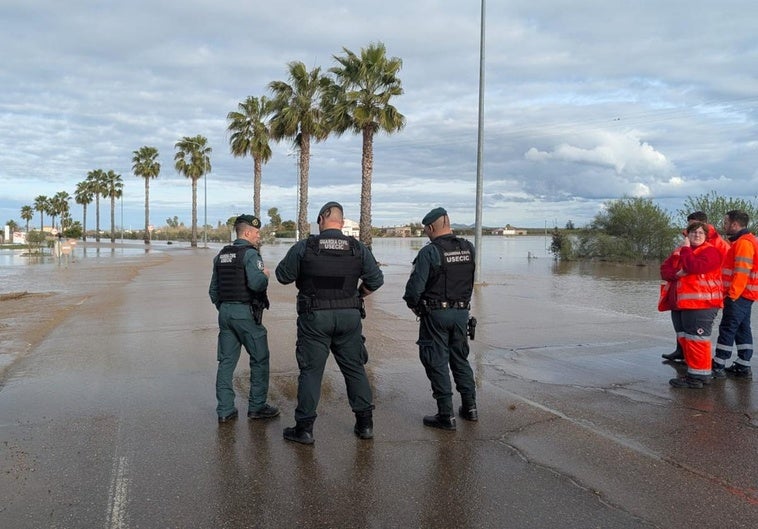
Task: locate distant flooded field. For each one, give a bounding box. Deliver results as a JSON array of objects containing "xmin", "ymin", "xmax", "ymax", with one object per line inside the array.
[{"xmin": 0, "ymin": 236, "xmax": 662, "ymax": 321}]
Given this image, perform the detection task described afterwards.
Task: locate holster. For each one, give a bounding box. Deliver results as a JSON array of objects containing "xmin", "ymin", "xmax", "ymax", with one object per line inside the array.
[
  {"xmin": 250, "ymin": 296, "xmax": 268, "ymax": 325},
  {"xmin": 415, "ymin": 300, "xmax": 430, "ymax": 317},
  {"xmin": 250, "ymin": 304, "xmax": 264, "ymax": 325}
]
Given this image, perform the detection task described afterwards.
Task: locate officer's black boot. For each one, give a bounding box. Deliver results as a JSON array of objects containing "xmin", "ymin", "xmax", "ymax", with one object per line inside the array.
[
  {"xmin": 283, "ymin": 419, "xmax": 315, "ymax": 445},
  {"xmin": 423, "ymin": 399, "xmax": 456, "ymax": 431},
  {"xmin": 354, "ymin": 410, "xmax": 374, "ymax": 439},
  {"xmin": 458, "ymin": 395, "xmax": 478, "ymax": 421}
]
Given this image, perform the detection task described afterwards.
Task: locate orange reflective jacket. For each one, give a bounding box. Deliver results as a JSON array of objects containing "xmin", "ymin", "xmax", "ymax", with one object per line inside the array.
[{"xmin": 722, "ymin": 232, "xmax": 758, "ymax": 301}]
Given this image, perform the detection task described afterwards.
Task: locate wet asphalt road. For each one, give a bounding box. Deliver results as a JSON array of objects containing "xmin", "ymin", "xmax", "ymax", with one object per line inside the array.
[{"xmin": 1, "ymin": 249, "xmax": 757, "ymax": 528}]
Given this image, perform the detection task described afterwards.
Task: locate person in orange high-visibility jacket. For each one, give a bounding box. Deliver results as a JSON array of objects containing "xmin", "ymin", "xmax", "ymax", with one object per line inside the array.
[
  {"xmin": 713, "ymin": 210, "xmax": 758, "ymax": 379},
  {"xmin": 659, "ymin": 221, "xmax": 723, "ymax": 389},
  {"xmin": 661, "ymin": 211, "xmax": 729, "ymax": 362}
]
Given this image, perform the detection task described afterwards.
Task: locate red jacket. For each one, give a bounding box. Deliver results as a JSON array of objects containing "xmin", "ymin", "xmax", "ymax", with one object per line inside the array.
[{"xmin": 659, "ymin": 242, "xmax": 722, "ymax": 311}]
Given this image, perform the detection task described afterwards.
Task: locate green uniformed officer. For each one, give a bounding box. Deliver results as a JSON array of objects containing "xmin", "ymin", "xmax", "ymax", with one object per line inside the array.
[
  {"xmin": 275, "ymin": 201, "xmax": 384, "ymax": 444},
  {"xmin": 403, "ymin": 207, "xmax": 477, "ymax": 431},
  {"xmin": 209, "ymin": 214, "xmax": 279, "ymax": 423}
]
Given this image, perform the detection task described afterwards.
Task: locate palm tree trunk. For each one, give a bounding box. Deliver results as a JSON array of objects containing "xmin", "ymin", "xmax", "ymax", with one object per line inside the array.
[
  {"xmin": 82, "ymin": 205, "xmax": 87, "ymax": 242},
  {"xmin": 191, "ymin": 178, "xmax": 198, "ymax": 247},
  {"xmin": 144, "ymin": 178, "xmax": 150, "ymax": 244},
  {"xmin": 298, "ymin": 136, "xmax": 310, "ymax": 240},
  {"xmin": 110, "ymin": 196, "xmax": 116, "ymax": 243},
  {"xmin": 359, "ymin": 127, "xmax": 374, "ymax": 249},
  {"xmin": 253, "ymin": 157, "xmax": 262, "ymax": 219},
  {"xmin": 95, "ymin": 195, "xmax": 101, "ymax": 242},
  {"xmin": 39, "ymin": 211, "xmax": 43, "ymax": 231}
]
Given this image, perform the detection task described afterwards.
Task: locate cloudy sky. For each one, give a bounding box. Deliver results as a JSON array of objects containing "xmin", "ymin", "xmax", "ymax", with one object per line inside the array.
[{"xmin": 2, "ymin": 0, "xmax": 757, "ymax": 231}]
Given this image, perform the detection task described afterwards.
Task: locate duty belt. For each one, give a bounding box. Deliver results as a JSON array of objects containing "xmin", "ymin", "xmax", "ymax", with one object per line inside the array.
[
  {"xmin": 297, "ymin": 296, "xmax": 362, "ymax": 315},
  {"xmin": 425, "ymin": 300, "xmax": 470, "ymax": 310}
]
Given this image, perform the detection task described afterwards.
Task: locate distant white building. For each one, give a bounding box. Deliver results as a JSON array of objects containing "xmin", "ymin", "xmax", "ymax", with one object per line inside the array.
[
  {"xmin": 491, "ymin": 227, "xmax": 527, "ymax": 236},
  {"xmin": 309, "ymin": 218, "xmax": 360, "ymax": 238},
  {"xmin": 491, "ymin": 227, "xmax": 516, "ymax": 236},
  {"xmin": 381, "ymin": 225, "xmax": 412, "ymax": 237},
  {"xmin": 2, "ymin": 226, "xmax": 28, "ymax": 244}
]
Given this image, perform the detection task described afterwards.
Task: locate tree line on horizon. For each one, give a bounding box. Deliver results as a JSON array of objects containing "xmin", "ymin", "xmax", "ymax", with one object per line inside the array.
[{"xmin": 6, "ymin": 42, "xmax": 404, "ymax": 249}]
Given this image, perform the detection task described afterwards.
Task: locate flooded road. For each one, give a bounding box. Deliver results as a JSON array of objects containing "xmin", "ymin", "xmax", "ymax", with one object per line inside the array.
[{"xmin": 1, "ymin": 238, "xmax": 756, "ymax": 528}]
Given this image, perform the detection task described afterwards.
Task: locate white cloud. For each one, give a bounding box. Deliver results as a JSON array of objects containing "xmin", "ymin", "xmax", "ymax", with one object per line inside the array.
[{"xmin": 525, "ymin": 131, "xmax": 676, "ymax": 178}]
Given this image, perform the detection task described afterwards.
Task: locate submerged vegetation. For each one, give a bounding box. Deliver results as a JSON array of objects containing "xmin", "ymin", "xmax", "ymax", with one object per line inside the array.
[{"xmin": 550, "ymin": 193, "xmax": 758, "ymax": 264}]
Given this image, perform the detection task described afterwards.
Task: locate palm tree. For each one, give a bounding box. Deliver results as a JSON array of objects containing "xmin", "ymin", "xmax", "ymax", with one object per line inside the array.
[
  {"xmin": 20, "ymin": 205, "xmax": 33, "ymax": 233},
  {"xmin": 227, "ymin": 96, "xmax": 273, "ymax": 218},
  {"xmin": 48, "ymin": 197, "xmax": 59, "ymax": 231},
  {"xmin": 269, "ymin": 62, "xmax": 331, "ymax": 239},
  {"xmin": 57, "ymin": 192, "xmax": 73, "ymax": 234},
  {"xmin": 174, "ymin": 135, "xmax": 211, "ymax": 248},
  {"xmin": 87, "ymin": 169, "xmax": 107, "ymax": 242},
  {"xmin": 328, "ymin": 42, "xmax": 406, "ymax": 248},
  {"xmin": 132, "ymin": 146, "xmax": 161, "ymax": 244},
  {"xmin": 75, "ymin": 180, "xmax": 94, "ymax": 241},
  {"xmin": 103, "ymin": 170, "xmax": 123, "ymax": 242},
  {"xmin": 33, "ymin": 195, "xmax": 49, "ymax": 231},
  {"xmin": 49, "ymin": 191, "xmax": 72, "ymax": 233}
]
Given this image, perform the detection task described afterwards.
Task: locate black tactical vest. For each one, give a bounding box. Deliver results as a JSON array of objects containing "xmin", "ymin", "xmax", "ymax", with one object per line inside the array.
[
  {"xmin": 423, "ymin": 236, "xmax": 475, "ymax": 303},
  {"xmin": 216, "ymin": 245, "xmax": 268, "ymax": 305},
  {"xmin": 296, "ymin": 234, "xmax": 363, "ymax": 308}
]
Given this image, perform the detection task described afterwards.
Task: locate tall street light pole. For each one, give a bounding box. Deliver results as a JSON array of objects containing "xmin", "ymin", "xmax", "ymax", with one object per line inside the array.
[
  {"xmin": 474, "ymin": 0, "xmax": 486, "ymax": 283},
  {"xmin": 203, "ymin": 158, "xmax": 208, "ymax": 248}
]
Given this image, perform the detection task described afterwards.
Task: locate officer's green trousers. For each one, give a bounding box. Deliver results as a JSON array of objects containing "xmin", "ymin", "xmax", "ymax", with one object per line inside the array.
[
  {"xmin": 216, "ymin": 303, "xmax": 270, "ymax": 417},
  {"xmin": 417, "ymin": 308, "xmax": 476, "ymax": 415},
  {"xmin": 294, "ymin": 308, "xmax": 372, "ymax": 421}
]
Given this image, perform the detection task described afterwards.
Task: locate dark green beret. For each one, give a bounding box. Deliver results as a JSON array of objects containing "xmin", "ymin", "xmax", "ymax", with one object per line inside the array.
[
  {"xmin": 234, "ymin": 214, "xmax": 261, "ymax": 229},
  {"xmin": 422, "ymin": 207, "xmax": 447, "ymax": 226},
  {"xmin": 318, "ymin": 201, "xmax": 343, "ymax": 218}
]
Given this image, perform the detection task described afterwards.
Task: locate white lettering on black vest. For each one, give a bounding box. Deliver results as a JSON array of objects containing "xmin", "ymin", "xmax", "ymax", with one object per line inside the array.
[
  {"xmin": 319, "ymin": 238, "xmax": 350, "ymax": 251},
  {"xmin": 444, "ymin": 249, "xmax": 472, "ymax": 263}
]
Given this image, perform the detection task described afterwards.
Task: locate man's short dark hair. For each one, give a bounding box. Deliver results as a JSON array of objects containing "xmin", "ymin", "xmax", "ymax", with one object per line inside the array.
[
  {"xmin": 687, "ymin": 211, "xmax": 708, "ymax": 222},
  {"xmin": 726, "ymin": 210, "xmax": 750, "ymax": 228}
]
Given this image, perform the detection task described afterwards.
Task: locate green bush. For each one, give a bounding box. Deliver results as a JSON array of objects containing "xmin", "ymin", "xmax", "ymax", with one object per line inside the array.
[
  {"xmin": 549, "ymin": 229, "xmax": 574, "ymax": 260},
  {"xmin": 575, "ymin": 197, "xmax": 678, "ymax": 262},
  {"xmin": 26, "ymin": 230, "xmax": 47, "ymax": 253}
]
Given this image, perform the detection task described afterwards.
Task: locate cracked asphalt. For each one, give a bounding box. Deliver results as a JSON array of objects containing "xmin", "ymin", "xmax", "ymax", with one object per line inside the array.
[{"xmin": 1, "ymin": 243, "xmax": 756, "ymax": 528}]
